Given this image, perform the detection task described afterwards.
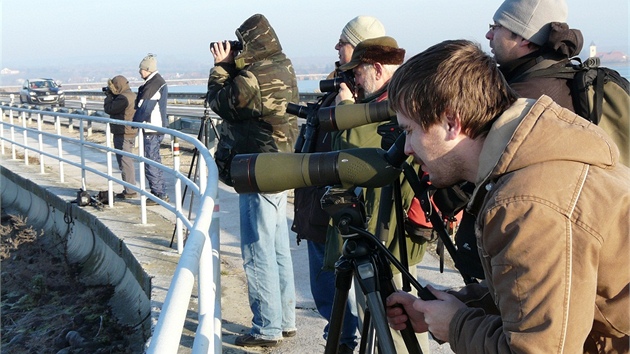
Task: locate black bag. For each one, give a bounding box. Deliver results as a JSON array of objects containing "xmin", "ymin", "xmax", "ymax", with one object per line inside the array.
[{"xmin": 214, "ymin": 137, "xmax": 236, "ymax": 186}]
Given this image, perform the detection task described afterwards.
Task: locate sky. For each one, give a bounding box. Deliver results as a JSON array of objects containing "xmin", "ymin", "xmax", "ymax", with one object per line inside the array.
[{"xmin": 1, "ymin": 0, "xmax": 628, "ymax": 72}]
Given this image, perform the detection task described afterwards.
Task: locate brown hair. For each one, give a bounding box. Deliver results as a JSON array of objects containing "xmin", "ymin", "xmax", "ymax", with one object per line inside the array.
[{"xmin": 388, "ymin": 40, "xmax": 518, "ymax": 139}]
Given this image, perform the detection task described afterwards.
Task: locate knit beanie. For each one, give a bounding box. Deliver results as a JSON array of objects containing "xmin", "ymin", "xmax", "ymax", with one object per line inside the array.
[
  {"xmin": 493, "ymin": 0, "xmax": 568, "ymax": 46},
  {"xmin": 139, "ymin": 53, "xmax": 158, "ymax": 72},
  {"xmin": 341, "ymin": 16, "xmax": 386, "ymax": 47}
]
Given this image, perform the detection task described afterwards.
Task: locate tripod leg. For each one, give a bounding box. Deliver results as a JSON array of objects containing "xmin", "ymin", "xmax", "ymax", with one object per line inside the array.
[
  {"xmin": 379, "ymin": 267, "xmax": 423, "ymax": 354},
  {"xmin": 325, "ymin": 257, "xmax": 354, "ymax": 354},
  {"xmin": 354, "ymin": 255, "xmax": 396, "ymax": 354},
  {"xmin": 170, "ymin": 117, "xmax": 207, "ymax": 248}
]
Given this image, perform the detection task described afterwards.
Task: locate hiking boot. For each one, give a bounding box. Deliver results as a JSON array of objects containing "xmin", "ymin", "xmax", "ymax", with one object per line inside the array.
[
  {"xmin": 234, "ymin": 334, "xmax": 279, "ymax": 347},
  {"xmin": 282, "ymin": 330, "xmax": 297, "ymax": 338},
  {"xmin": 115, "ymin": 191, "xmax": 137, "ymax": 199},
  {"xmin": 338, "ymin": 343, "xmax": 355, "ymax": 354}
]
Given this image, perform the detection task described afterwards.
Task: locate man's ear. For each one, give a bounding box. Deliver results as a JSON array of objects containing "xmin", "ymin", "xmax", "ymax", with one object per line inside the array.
[
  {"xmin": 373, "ymin": 62, "xmax": 384, "ymax": 80},
  {"xmin": 443, "ymin": 108, "xmax": 462, "ymax": 139},
  {"xmin": 518, "ymin": 37, "xmax": 532, "ymax": 48}
]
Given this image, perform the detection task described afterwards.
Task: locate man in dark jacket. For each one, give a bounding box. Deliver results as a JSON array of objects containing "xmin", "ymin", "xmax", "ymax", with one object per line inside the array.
[
  {"xmin": 206, "ymin": 13, "xmax": 298, "ymax": 348},
  {"xmin": 487, "ymin": 0, "xmax": 581, "ymax": 111},
  {"xmin": 132, "ymin": 54, "xmax": 169, "ymax": 205},
  {"xmin": 433, "ymin": 0, "xmax": 578, "ymax": 285},
  {"xmin": 104, "ymin": 75, "xmax": 138, "ymax": 199}
]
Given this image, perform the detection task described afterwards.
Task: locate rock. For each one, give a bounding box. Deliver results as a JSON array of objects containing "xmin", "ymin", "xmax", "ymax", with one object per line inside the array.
[{"xmin": 66, "ymin": 330, "xmax": 86, "ymax": 347}]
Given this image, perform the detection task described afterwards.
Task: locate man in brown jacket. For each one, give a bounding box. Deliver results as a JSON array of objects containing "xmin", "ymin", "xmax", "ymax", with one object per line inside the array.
[
  {"xmin": 385, "ymin": 39, "xmax": 629, "ymax": 353},
  {"xmin": 104, "ymin": 75, "xmax": 138, "ymax": 199}
]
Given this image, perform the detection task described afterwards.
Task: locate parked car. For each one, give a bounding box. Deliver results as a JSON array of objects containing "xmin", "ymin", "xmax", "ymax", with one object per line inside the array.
[{"xmin": 19, "ymin": 78, "xmax": 65, "ymax": 107}]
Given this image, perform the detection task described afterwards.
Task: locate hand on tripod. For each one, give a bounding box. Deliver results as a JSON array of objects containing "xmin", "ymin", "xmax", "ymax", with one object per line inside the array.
[{"xmin": 385, "ymin": 285, "xmax": 466, "ymax": 342}]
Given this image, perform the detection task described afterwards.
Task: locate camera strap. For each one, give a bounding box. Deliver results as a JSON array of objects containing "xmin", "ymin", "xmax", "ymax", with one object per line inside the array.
[{"xmin": 402, "ymin": 163, "xmax": 478, "ymax": 285}]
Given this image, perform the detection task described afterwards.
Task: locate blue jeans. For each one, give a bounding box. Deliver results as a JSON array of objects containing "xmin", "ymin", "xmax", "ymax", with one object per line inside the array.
[
  {"xmin": 239, "ymin": 191, "xmax": 296, "ymax": 340},
  {"xmin": 307, "ymin": 240, "xmax": 358, "ymax": 349},
  {"xmin": 143, "ymin": 133, "xmax": 165, "ymax": 196}
]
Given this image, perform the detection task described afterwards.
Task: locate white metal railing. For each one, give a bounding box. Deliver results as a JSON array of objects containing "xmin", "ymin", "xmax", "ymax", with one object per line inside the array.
[{"xmin": 0, "ymin": 104, "xmax": 223, "ymax": 353}]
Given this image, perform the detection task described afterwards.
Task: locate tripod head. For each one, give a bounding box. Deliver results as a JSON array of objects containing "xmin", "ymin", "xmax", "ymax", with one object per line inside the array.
[
  {"xmin": 320, "ymin": 187, "xmax": 436, "ymax": 302},
  {"xmin": 321, "ymin": 187, "xmax": 366, "ymax": 237}
]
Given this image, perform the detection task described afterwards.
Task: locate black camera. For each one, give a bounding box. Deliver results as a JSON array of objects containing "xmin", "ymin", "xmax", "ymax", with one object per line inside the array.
[
  {"xmin": 319, "ymin": 71, "xmax": 355, "ymax": 93},
  {"xmin": 210, "ymin": 40, "xmax": 243, "ymax": 51},
  {"xmin": 101, "ymin": 87, "xmax": 109, "ymax": 93}
]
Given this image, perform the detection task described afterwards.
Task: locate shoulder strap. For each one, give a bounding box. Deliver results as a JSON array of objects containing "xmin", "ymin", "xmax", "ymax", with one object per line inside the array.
[{"xmin": 516, "ymin": 57, "xmax": 582, "ymax": 81}]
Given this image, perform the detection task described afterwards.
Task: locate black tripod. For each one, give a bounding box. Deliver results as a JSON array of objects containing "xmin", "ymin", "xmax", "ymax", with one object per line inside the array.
[
  {"xmin": 322, "ymin": 187, "xmax": 437, "ymax": 354},
  {"xmin": 170, "ymin": 103, "xmax": 220, "ymax": 248}
]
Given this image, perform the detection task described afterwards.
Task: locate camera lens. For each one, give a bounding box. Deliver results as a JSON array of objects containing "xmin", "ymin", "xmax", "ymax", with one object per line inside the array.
[
  {"xmin": 286, "ymin": 103, "xmax": 309, "ymax": 118},
  {"xmin": 319, "ymin": 78, "xmax": 343, "ymax": 93}
]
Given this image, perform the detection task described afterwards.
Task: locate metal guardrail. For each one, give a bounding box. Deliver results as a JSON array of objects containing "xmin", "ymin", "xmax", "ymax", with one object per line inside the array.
[
  {"xmin": 0, "ymin": 90, "xmax": 323, "ymax": 105},
  {"xmin": 0, "ymin": 104, "xmax": 222, "ymax": 353}
]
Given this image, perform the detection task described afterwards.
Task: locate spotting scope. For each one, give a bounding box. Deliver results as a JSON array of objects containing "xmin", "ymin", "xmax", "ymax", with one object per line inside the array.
[{"xmin": 230, "ymin": 133, "xmax": 408, "ymax": 194}]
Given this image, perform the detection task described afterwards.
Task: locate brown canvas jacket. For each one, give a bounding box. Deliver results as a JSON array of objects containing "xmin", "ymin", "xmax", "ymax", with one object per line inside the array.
[{"xmin": 449, "ymin": 96, "xmax": 630, "ymax": 353}]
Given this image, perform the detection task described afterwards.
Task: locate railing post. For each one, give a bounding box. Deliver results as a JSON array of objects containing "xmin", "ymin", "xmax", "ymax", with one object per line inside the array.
[
  {"xmin": 173, "ymin": 141, "xmax": 184, "ymax": 253},
  {"xmin": 81, "ymin": 97, "xmax": 92, "ymax": 137},
  {"xmin": 36, "ymin": 112, "xmax": 45, "ymax": 173},
  {"xmin": 138, "ymin": 129, "xmax": 147, "ymax": 224},
  {"xmin": 21, "ymin": 111, "xmax": 29, "ymax": 165},
  {"xmin": 79, "ymin": 118, "xmax": 86, "ymax": 190},
  {"xmin": 105, "ymin": 123, "xmax": 114, "ymax": 208},
  {"xmin": 10, "ymin": 108, "xmax": 16, "ymax": 160},
  {"xmin": 55, "ymin": 113, "xmax": 64, "ymax": 183}
]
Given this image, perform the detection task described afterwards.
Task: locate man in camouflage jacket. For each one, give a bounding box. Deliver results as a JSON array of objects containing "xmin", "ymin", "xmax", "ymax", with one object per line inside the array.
[{"xmin": 206, "ymin": 13, "xmax": 299, "ymax": 348}]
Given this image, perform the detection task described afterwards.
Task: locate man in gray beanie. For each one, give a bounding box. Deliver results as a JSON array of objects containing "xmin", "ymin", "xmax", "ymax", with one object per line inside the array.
[
  {"xmin": 132, "ymin": 53, "xmax": 170, "ymax": 205},
  {"xmin": 336, "ymin": 15, "xmax": 386, "ymax": 69},
  {"xmin": 487, "ymin": 0, "xmax": 583, "ymax": 112}
]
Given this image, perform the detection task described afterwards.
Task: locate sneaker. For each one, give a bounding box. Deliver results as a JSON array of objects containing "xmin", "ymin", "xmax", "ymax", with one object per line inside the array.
[
  {"xmin": 234, "ymin": 334, "xmax": 279, "ymax": 347},
  {"xmin": 282, "ymin": 330, "xmax": 297, "ymax": 338},
  {"xmin": 115, "ymin": 191, "xmax": 137, "ymax": 199}
]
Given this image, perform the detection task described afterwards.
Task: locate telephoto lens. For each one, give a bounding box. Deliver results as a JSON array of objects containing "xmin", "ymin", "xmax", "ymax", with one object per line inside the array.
[
  {"xmin": 317, "ymin": 100, "xmax": 396, "ymax": 132},
  {"xmin": 286, "ymin": 103, "xmax": 310, "ymax": 118},
  {"xmin": 319, "ymin": 77, "xmax": 343, "ymax": 92}
]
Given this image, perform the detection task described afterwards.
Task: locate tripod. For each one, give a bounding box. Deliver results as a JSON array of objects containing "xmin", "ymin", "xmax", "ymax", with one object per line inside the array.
[
  {"xmin": 322, "ymin": 187, "xmax": 436, "ymax": 354},
  {"xmin": 170, "ymin": 103, "xmax": 220, "ymax": 247}
]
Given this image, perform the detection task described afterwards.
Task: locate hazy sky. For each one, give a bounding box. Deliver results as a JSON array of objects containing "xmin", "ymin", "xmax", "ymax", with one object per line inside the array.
[{"xmin": 1, "ymin": 0, "xmax": 628, "ymax": 71}]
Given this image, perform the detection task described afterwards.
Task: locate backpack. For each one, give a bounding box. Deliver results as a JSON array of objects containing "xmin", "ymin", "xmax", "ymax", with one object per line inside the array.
[{"xmin": 523, "ymin": 57, "xmax": 630, "ymax": 166}]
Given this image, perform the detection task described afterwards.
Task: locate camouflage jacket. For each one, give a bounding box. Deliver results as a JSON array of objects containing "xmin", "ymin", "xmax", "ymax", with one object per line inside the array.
[{"xmin": 207, "ymin": 14, "xmax": 299, "ymax": 170}]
